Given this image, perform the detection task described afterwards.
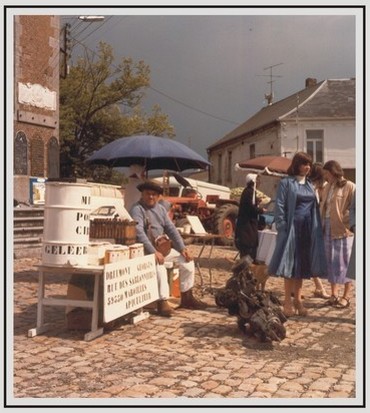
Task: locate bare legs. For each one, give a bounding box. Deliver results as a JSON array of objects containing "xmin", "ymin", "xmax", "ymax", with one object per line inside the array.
[
  {"xmin": 343, "ymin": 282, "xmax": 352, "ymax": 301},
  {"xmin": 283, "ymin": 278, "xmax": 295, "ymax": 317},
  {"xmin": 329, "ymin": 282, "xmax": 339, "ymax": 301},
  {"xmin": 312, "ymin": 277, "xmax": 330, "ymax": 298},
  {"xmin": 283, "ymin": 278, "xmax": 308, "ymax": 317},
  {"xmin": 329, "ymin": 281, "xmax": 352, "ymax": 307},
  {"xmin": 293, "ymin": 278, "xmax": 308, "ymax": 315}
]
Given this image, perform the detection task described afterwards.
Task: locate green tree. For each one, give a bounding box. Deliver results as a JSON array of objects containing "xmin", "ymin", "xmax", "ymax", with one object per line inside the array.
[{"xmin": 60, "ymin": 42, "xmax": 175, "ymax": 182}]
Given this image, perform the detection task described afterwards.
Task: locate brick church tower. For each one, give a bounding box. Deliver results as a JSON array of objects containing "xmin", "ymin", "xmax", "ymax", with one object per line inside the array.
[{"xmin": 13, "ymin": 15, "xmax": 60, "ymax": 204}]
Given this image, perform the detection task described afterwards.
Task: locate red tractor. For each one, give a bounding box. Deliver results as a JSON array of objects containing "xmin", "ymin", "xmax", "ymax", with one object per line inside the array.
[{"xmin": 156, "ymin": 174, "xmax": 239, "ymax": 246}]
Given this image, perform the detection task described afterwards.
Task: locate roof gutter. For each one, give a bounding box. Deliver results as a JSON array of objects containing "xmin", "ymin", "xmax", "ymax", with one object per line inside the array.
[
  {"xmin": 278, "ymin": 80, "xmax": 327, "ymax": 121},
  {"xmin": 208, "ymin": 121, "xmax": 279, "ymax": 152}
]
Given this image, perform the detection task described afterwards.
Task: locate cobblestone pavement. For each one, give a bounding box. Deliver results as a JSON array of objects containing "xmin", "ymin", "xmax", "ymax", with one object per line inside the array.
[{"xmin": 9, "ymin": 244, "xmax": 361, "ymax": 408}]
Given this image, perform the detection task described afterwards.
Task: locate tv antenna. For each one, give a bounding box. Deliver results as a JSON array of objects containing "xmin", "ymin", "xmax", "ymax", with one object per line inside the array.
[{"xmin": 257, "ymin": 63, "xmax": 283, "ymax": 105}]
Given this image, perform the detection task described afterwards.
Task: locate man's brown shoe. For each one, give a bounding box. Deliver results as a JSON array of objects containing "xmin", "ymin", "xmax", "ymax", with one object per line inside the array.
[
  {"xmin": 157, "ymin": 300, "xmax": 174, "ymax": 317},
  {"xmin": 180, "ymin": 289, "xmax": 208, "ymax": 309}
]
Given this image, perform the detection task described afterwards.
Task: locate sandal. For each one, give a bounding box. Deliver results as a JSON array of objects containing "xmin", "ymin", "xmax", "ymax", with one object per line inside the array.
[
  {"xmin": 325, "ymin": 295, "xmax": 339, "ymax": 306},
  {"xmin": 313, "ymin": 289, "xmax": 330, "ymax": 299},
  {"xmin": 334, "ymin": 297, "xmax": 350, "ymax": 308}
]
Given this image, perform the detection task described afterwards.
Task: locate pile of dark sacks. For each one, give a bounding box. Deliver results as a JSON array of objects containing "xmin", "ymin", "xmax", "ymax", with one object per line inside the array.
[{"xmin": 215, "ymin": 257, "xmax": 287, "ymax": 342}]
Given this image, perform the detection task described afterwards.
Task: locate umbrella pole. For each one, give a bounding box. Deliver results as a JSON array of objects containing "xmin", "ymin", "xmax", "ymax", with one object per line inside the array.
[{"xmin": 163, "ymin": 170, "xmax": 170, "ymax": 196}]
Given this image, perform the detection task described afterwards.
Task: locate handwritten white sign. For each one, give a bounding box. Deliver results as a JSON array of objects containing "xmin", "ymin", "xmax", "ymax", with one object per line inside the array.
[
  {"xmin": 186, "ymin": 215, "xmax": 207, "ymax": 234},
  {"xmin": 103, "ymin": 254, "xmax": 158, "ymax": 322}
]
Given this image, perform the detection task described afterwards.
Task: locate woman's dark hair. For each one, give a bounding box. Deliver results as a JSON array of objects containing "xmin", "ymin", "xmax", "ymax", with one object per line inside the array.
[
  {"xmin": 287, "ymin": 152, "xmax": 313, "ymax": 176},
  {"xmin": 323, "ymin": 160, "xmax": 347, "ymax": 188},
  {"xmin": 309, "ymin": 162, "xmax": 325, "ymax": 185}
]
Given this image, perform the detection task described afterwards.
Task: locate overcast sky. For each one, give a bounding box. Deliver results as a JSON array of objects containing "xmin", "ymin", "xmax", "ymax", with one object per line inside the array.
[{"xmin": 64, "ymin": 8, "xmax": 358, "ymax": 160}]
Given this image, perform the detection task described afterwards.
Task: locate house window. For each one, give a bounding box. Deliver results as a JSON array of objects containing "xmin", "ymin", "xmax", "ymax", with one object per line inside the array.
[
  {"xmin": 306, "ymin": 130, "xmax": 323, "ymax": 163},
  {"xmin": 227, "ymin": 151, "xmax": 232, "ymax": 182},
  {"xmin": 250, "ymin": 144, "xmax": 256, "ymax": 159},
  {"xmin": 217, "ymin": 153, "xmax": 222, "ymax": 185}
]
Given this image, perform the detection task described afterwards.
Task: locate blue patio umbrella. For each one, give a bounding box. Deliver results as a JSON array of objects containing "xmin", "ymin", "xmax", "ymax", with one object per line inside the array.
[{"xmin": 86, "ymin": 135, "xmax": 210, "ymax": 172}]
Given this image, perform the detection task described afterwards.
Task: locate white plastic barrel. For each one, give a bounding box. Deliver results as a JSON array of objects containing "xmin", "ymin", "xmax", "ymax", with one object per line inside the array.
[{"xmin": 42, "ymin": 182, "xmax": 92, "ymax": 266}]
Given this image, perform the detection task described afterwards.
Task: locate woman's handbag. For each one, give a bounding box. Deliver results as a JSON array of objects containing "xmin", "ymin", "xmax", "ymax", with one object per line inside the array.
[{"xmin": 154, "ymin": 235, "xmax": 172, "ymax": 257}]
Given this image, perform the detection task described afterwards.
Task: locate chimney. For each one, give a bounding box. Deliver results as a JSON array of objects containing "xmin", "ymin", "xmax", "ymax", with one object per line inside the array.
[{"xmin": 305, "ymin": 78, "xmax": 317, "ymax": 88}]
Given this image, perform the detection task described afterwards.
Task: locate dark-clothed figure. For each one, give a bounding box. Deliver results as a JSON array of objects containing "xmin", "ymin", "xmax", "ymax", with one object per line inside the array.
[{"xmin": 235, "ymin": 174, "xmax": 265, "ymax": 260}]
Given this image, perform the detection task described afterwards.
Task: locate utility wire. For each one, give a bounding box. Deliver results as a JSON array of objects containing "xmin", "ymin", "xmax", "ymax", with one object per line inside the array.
[
  {"xmin": 63, "ymin": 25, "xmax": 242, "ymax": 127},
  {"xmin": 78, "ymin": 16, "xmax": 114, "ymax": 44},
  {"xmin": 37, "ymin": 16, "xmax": 109, "ymax": 79},
  {"xmin": 149, "ymin": 85, "xmax": 240, "ymax": 125},
  {"xmin": 79, "ymin": 16, "xmax": 125, "ymax": 44},
  {"xmin": 72, "ymin": 22, "xmax": 95, "ymax": 41}
]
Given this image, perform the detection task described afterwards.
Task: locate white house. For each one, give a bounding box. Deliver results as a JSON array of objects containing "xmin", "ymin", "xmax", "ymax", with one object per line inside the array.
[{"xmin": 207, "ymin": 78, "xmax": 356, "ymax": 188}]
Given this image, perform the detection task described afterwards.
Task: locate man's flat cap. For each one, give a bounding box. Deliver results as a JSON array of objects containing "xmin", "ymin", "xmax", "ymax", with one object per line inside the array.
[{"xmin": 137, "ymin": 180, "xmax": 163, "ymax": 194}]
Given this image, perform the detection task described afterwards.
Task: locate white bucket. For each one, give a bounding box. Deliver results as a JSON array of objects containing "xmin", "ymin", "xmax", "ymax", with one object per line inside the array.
[
  {"xmin": 42, "ymin": 182, "xmax": 92, "ymax": 266},
  {"xmin": 87, "ymin": 242, "xmax": 112, "ymax": 266},
  {"xmin": 129, "ymin": 243, "xmax": 144, "ymax": 259},
  {"xmin": 104, "ymin": 245, "xmax": 130, "ymax": 264}
]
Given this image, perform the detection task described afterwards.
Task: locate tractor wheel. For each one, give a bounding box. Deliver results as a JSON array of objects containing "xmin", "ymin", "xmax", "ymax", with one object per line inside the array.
[
  {"xmin": 213, "ymin": 204, "xmax": 239, "ymax": 246},
  {"xmin": 176, "ymin": 218, "xmax": 194, "ymax": 245}
]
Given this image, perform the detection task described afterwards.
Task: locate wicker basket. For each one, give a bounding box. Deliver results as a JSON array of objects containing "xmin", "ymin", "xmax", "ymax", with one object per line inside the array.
[{"xmin": 90, "ymin": 219, "xmax": 137, "ymax": 245}]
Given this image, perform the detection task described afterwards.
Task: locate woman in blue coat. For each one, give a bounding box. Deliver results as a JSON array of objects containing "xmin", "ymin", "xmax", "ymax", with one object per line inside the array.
[{"xmin": 268, "ymin": 152, "xmax": 327, "ymax": 317}]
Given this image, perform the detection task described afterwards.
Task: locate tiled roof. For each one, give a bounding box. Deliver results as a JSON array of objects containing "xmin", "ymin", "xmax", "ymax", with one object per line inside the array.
[
  {"xmin": 208, "ymin": 78, "xmax": 355, "ymax": 150},
  {"xmin": 284, "ymin": 79, "xmax": 355, "ymax": 119}
]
